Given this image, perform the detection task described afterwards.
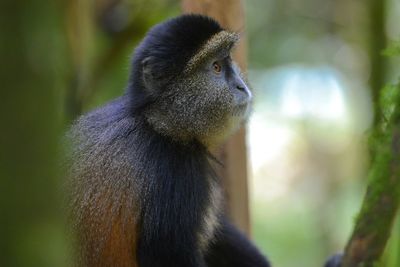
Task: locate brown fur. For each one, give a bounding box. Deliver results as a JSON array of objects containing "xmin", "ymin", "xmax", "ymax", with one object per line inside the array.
[{"xmin": 75, "ymin": 191, "xmax": 139, "ymax": 267}]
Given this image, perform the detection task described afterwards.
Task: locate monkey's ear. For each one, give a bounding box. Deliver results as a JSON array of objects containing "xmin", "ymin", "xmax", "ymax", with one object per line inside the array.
[{"xmin": 141, "ymin": 56, "xmax": 165, "ymax": 93}]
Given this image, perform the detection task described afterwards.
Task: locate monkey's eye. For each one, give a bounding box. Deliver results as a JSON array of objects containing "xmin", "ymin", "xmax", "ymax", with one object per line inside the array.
[{"xmin": 212, "ymin": 61, "xmax": 222, "ymax": 74}]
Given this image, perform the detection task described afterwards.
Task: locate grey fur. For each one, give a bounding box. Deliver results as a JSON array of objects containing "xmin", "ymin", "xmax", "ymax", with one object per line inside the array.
[
  {"xmin": 66, "ymin": 98, "xmax": 144, "ymax": 265},
  {"xmin": 144, "ymin": 65, "xmax": 251, "ymax": 148}
]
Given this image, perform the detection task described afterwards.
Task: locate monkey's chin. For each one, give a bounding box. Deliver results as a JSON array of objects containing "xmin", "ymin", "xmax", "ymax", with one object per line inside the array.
[
  {"xmin": 232, "ymin": 102, "xmax": 251, "ymax": 118},
  {"xmin": 199, "ymin": 106, "xmax": 250, "ymax": 149}
]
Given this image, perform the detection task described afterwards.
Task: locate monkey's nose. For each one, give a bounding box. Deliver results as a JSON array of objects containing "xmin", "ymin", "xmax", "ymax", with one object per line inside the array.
[
  {"xmin": 236, "ymin": 84, "xmax": 246, "ymax": 91},
  {"xmin": 234, "ymin": 79, "xmax": 252, "ymax": 101}
]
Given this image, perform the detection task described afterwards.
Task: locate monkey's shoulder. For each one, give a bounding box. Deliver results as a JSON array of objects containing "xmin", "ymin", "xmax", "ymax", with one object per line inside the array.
[
  {"xmin": 66, "ymin": 96, "xmax": 143, "ymax": 170},
  {"xmin": 66, "ymin": 96, "xmax": 145, "ymax": 196},
  {"xmin": 69, "ymin": 96, "xmax": 142, "ymax": 147}
]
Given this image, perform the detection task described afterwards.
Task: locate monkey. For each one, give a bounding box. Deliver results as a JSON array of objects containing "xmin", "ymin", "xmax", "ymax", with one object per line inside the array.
[
  {"xmin": 66, "ymin": 14, "xmax": 340, "ymax": 267},
  {"xmin": 66, "ymin": 14, "xmax": 269, "ymax": 267}
]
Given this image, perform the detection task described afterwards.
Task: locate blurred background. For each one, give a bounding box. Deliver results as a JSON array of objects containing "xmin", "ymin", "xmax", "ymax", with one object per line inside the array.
[{"xmin": 1, "ymin": 0, "xmax": 399, "ymax": 267}]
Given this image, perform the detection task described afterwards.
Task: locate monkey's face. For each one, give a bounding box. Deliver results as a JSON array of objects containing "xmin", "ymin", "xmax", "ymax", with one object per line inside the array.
[{"xmin": 144, "ymin": 53, "xmax": 252, "ymax": 147}]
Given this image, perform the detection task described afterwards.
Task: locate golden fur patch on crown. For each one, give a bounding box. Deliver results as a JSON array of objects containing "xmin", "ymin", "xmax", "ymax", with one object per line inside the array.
[{"xmin": 184, "ymin": 31, "xmax": 239, "ymax": 74}]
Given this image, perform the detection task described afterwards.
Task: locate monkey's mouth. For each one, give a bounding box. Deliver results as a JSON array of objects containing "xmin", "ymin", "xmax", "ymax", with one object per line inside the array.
[{"xmin": 232, "ymin": 103, "xmax": 250, "ymax": 117}]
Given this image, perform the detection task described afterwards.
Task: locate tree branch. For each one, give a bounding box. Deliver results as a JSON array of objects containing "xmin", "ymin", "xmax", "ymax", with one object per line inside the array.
[{"xmin": 342, "ymin": 87, "xmax": 400, "ymax": 267}]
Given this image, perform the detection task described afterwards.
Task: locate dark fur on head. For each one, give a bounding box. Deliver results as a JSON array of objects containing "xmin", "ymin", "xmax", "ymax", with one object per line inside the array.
[
  {"xmin": 128, "ymin": 15, "xmax": 223, "ymax": 111},
  {"xmin": 127, "ymin": 15, "xmax": 248, "ymax": 146}
]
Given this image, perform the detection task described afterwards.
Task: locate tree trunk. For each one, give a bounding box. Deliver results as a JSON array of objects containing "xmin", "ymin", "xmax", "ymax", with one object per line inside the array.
[{"xmin": 0, "ymin": 1, "xmax": 68, "ymax": 267}]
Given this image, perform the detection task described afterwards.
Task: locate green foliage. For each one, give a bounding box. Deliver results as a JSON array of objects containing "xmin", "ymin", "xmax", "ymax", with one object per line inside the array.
[
  {"xmin": 380, "ymin": 84, "xmax": 400, "ymax": 128},
  {"xmin": 382, "ymin": 41, "xmax": 400, "ymax": 57}
]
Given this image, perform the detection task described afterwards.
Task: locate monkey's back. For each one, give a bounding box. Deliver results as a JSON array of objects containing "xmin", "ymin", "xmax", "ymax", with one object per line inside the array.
[{"xmin": 67, "ymin": 96, "xmax": 142, "ymax": 267}]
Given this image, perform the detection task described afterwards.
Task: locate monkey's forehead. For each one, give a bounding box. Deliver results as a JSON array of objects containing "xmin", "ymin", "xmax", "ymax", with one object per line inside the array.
[{"xmin": 184, "ymin": 31, "xmax": 239, "ymax": 73}]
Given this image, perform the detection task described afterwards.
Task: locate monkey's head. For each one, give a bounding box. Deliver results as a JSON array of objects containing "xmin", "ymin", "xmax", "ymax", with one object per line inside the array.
[{"xmin": 128, "ymin": 15, "xmax": 252, "ymax": 147}]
